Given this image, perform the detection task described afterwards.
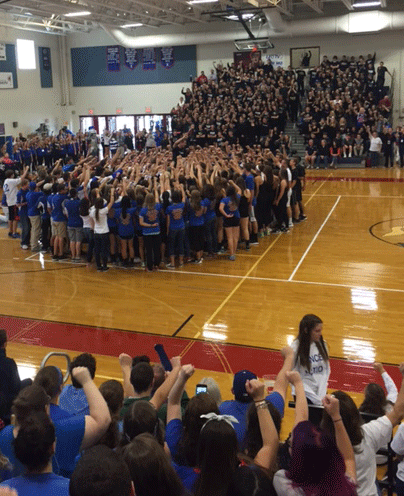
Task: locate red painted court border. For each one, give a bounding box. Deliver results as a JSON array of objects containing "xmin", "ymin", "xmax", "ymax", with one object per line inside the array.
[{"xmin": 0, "ymin": 314, "xmax": 399, "ymax": 395}]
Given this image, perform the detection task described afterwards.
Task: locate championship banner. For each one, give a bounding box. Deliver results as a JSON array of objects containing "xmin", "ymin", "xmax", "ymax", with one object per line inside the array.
[
  {"xmin": 267, "ymin": 54, "xmax": 285, "ymax": 69},
  {"xmin": 41, "ymin": 47, "xmax": 51, "ymax": 70},
  {"xmin": 142, "ymin": 48, "xmax": 156, "ymax": 70},
  {"xmin": 0, "ymin": 44, "xmax": 6, "ymax": 61},
  {"xmin": 0, "ymin": 73, "xmax": 13, "ymax": 89},
  {"xmin": 160, "ymin": 47, "xmax": 174, "ymax": 69},
  {"xmin": 124, "ymin": 48, "xmax": 138, "ymax": 70},
  {"xmin": 107, "ymin": 46, "xmax": 120, "ymax": 72}
]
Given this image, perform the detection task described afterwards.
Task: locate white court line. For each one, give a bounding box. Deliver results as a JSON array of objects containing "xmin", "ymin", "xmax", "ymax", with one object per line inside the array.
[
  {"xmin": 166, "ymin": 269, "xmax": 404, "ymax": 295},
  {"xmin": 24, "ymin": 253, "xmax": 39, "ymax": 261},
  {"xmin": 314, "ymin": 194, "xmax": 404, "ymax": 199},
  {"xmin": 288, "ymin": 196, "xmax": 341, "ymax": 281}
]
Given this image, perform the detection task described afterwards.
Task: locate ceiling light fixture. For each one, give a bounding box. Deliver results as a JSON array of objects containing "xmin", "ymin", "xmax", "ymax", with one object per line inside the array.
[
  {"xmin": 121, "ymin": 23, "xmax": 143, "ymax": 27},
  {"xmin": 187, "ymin": 0, "xmax": 219, "ymax": 4},
  {"xmin": 352, "ymin": 1, "xmax": 381, "ymax": 7},
  {"xmin": 227, "ymin": 12, "xmax": 255, "ymax": 20},
  {"xmin": 64, "ymin": 11, "xmax": 91, "ymax": 17}
]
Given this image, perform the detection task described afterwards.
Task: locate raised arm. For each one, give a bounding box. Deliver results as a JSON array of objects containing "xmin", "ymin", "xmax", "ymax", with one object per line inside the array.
[
  {"xmin": 287, "ymin": 371, "xmax": 308, "ymax": 426},
  {"xmin": 373, "ymin": 362, "xmax": 398, "ymax": 404},
  {"xmin": 323, "ymin": 394, "xmax": 356, "ymax": 483},
  {"xmin": 166, "ymin": 364, "xmax": 194, "ymax": 423},
  {"xmin": 150, "ymin": 356, "xmax": 181, "ymax": 411},
  {"xmin": 119, "ymin": 353, "xmax": 135, "ymax": 398},
  {"xmin": 72, "ymin": 366, "xmax": 111, "ymax": 450},
  {"xmin": 386, "ymin": 363, "xmax": 404, "ymax": 427},
  {"xmin": 245, "ymin": 379, "xmax": 279, "ymax": 470}
]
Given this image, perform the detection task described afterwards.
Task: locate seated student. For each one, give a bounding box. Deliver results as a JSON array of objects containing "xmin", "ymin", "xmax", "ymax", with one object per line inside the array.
[
  {"xmin": 59, "ymin": 353, "xmax": 97, "ymax": 416},
  {"xmin": 219, "ymin": 346, "xmax": 294, "ymax": 445},
  {"xmin": 0, "ymin": 330, "xmax": 21, "ymax": 426},
  {"xmin": 33, "ymin": 365, "xmax": 110, "ymax": 477},
  {"xmin": 69, "ymin": 445, "xmax": 132, "ymax": 496},
  {"xmin": 97, "ymin": 380, "xmax": 124, "ymax": 449},
  {"xmin": 315, "ymin": 139, "xmax": 330, "ymax": 169},
  {"xmin": 0, "ymin": 411, "xmax": 69, "ymax": 496},
  {"xmin": 274, "ymin": 372, "xmax": 357, "ymax": 496},
  {"xmin": 118, "ymin": 353, "xmax": 181, "ymax": 418},
  {"xmin": 122, "ymin": 433, "xmax": 185, "ymax": 496},
  {"xmin": 304, "ymin": 139, "xmax": 317, "ymax": 169}
]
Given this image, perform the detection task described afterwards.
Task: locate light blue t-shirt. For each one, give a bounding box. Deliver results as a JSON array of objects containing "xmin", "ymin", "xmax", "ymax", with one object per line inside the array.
[{"xmin": 0, "ymin": 472, "xmax": 69, "ymax": 496}]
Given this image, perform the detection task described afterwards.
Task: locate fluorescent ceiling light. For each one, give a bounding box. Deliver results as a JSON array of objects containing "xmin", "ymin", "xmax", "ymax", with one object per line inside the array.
[
  {"xmin": 187, "ymin": 0, "xmax": 218, "ymax": 4},
  {"xmin": 64, "ymin": 11, "xmax": 91, "ymax": 17},
  {"xmin": 353, "ymin": 1, "xmax": 381, "ymax": 7},
  {"xmin": 121, "ymin": 23, "xmax": 143, "ymax": 27},
  {"xmin": 227, "ymin": 13, "xmax": 255, "ymax": 20}
]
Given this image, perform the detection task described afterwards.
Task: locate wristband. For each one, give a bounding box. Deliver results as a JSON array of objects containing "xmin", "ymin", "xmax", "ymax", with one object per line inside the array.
[
  {"xmin": 256, "ymin": 402, "xmax": 267, "ymax": 411},
  {"xmin": 254, "ymin": 399, "xmax": 266, "ymax": 403},
  {"xmin": 333, "ymin": 418, "xmax": 343, "ymax": 423}
]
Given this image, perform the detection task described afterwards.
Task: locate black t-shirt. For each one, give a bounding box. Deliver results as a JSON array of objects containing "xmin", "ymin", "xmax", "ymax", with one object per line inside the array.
[{"xmin": 306, "ymin": 146, "xmax": 316, "ymax": 155}]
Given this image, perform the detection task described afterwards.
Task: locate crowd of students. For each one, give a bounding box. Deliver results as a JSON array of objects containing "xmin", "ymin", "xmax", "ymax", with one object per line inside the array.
[
  {"xmin": 1, "ymin": 314, "xmax": 404, "ymax": 496},
  {"xmin": 299, "ymin": 54, "xmax": 404, "ymax": 168},
  {"xmin": 1, "ymin": 144, "xmax": 307, "ymax": 270}
]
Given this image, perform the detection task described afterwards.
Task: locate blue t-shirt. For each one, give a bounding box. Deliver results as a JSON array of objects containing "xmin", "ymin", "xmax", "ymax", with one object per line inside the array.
[
  {"xmin": 38, "ymin": 194, "xmax": 51, "ymax": 220},
  {"xmin": 16, "ymin": 189, "xmax": 28, "ymax": 217},
  {"xmin": 114, "ymin": 207, "xmax": 136, "ymax": 238},
  {"xmin": 243, "ymin": 173, "xmax": 255, "ymax": 192},
  {"xmin": 63, "ymin": 198, "xmax": 83, "ymax": 228},
  {"xmin": 219, "ymin": 392, "xmax": 285, "ymax": 446},
  {"xmin": 166, "ymin": 202, "xmax": 185, "ymax": 231},
  {"xmin": 58, "ymin": 386, "xmax": 89, "ymax": 417},
  {"xmin": 187, "ymin": 201, "xmax": 205, "ymax": 227},
  {"xmin": 0, "ymin": 426, "xmax": 24, "ymax": 480},
  {"xmin": 166, "ymin": 419, "xmax": 198, "ymax": 492},
  {"xmin": 0, "ymin": 473, "xmax": 69, "ymax": 496},
  {"xmin": 220, "ymin": 195, "xmax": 241, "ymax": 219},
  {"xmin": 107, "ymin": 201, "xmax": 120, "ymax": 229},
  {"xmin": 51, "ymin": 194, "xmax": 68, "ymax": 222},
  {"xmin": 139, "ymin": 203, "xmax": 162, "ymax": 235},
  {"xmin": 26, "ymin": 191, "xmax": 42, "ymax": 217},
  {"xmin": 49, "ymin": 403, "xmax": 85, "ymax": 477},
  {"xmin": 201, "ymin": 198, "xmax": 216, "ymax": 222}
]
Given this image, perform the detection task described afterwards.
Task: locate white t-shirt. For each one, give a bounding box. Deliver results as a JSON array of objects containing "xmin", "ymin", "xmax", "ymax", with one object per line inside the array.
[
  {"xmin": 81, "ymin": 214, "xmax": 94, "ymax": 230},
  {"xmin": 290, "ymin": 340, "xmax": 330, "ymax": 405},
  {"xmin": 369, "ymin": 137, "xmax": 382, "ymax": 152},
  {"xmin": 355, "ymin": 415, "xmax": 392, "ymax": 496},
  {"xmin": 3, "ymin": 178, "xmax": 21, "ymax": 206},
  {"xmin": 273, "ymin": 470, "xmax": 304, "ymax": 495},
  {"xmin": 390, "ymin": 422, "xmax": 404, "ymax": 482},
  {"xmin": 89, "ymin": 206, "xmax": 109, "ymax": 234}
]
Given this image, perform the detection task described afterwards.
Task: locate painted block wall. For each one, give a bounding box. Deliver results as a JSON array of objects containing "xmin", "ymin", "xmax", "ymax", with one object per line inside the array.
[{"xmin": 0, "ymin": 26, "xmax": 64, "ymax": 136}]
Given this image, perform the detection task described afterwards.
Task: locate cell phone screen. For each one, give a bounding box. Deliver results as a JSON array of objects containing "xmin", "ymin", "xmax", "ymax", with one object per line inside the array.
[{"xmin": 196, "ymin": 384, "xmax": 208, "ymax": 395}]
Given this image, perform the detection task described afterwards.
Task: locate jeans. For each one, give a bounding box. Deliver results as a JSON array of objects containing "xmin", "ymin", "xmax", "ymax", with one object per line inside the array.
[
  {"xmin": 168, "ymin": 228, "xmax": 185, "ymax": 256},
  {"xmin": 94, "ymin": 233, "xmax": 109, "ymax": 269},
  {"xmin": 20, "ymin": 215, "xmax": 30, "ymax": 247},
  {"xmin": 315, "ymin": 156, "xmax": 329, "ymax": 169},
  {"xmin": 143, "ymin": 234, "xmax": 161, "ymax": 270},
  {"xmin": 83, "ymin": 227, "xmax": 95, "ymax": 263},
  {"xmin": 396, "ymin": 476, "xmax": 404, "ymax": 496},
  {"xmin": 370, "ymin": 151, "xmax": 380, "ymax": 167}
]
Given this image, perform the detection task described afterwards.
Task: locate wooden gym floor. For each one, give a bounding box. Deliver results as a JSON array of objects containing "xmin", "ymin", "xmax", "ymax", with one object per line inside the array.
[{"xmin": 1, "ymin": 167, "xmax": 404, "ymax": 437}]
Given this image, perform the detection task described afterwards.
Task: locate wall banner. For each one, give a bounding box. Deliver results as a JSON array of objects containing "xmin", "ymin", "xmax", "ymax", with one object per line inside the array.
[
  {"xmin": 142, "ymin": 48, "xmax": 156, "ymax": 70},
  {"xmin": 161, "ymin": 47, "xmax": 174, "ymax": 69},
  {"xmin": 41, "ymin": 47, "xmax": 51, "ymax": 70},
  {"xmin": 124, "ymin": 48, "xmax": 138, "ymax": 70},
  {"xmin": 107, "ymin": 46, "xmax": 120, "ymax": 72},
  {"xmin": 0, "ymin": 44, "xmax": 6, "ymax": 61},
  {"xmin": 0, "ymin": 73, "xmax": 13, "ymax": 89}
]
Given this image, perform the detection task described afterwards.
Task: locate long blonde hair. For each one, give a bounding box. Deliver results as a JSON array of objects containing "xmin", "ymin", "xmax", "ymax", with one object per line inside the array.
[{"xmin": 144, "ymin": 193, "xmax": 156, "ymax": 210}]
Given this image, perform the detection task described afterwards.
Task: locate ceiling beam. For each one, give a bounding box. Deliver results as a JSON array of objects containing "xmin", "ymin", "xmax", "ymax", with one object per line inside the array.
[
  {"xmin": 272, "ymin": 0, "xmax": 294, "ymax": 17},
  {"xmin": 339, "ymin": 0, "xmax": 353, "ymax": 10},
  {"xmin": 300, "ymin": 0, "xmax": 323, "ymax": 14},
  {"xmin": 125, "ymin": 0, "xmax": 207, "ymax": 23}
]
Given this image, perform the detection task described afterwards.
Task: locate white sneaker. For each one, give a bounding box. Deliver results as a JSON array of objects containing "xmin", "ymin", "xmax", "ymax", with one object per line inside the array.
[
  {"xmin": 288, "ymin": 221, "xmax": 294, "ymax": 228},
  {"xmin": 21, "ymin": 245, "xmax": 29, "ymax": 250}
]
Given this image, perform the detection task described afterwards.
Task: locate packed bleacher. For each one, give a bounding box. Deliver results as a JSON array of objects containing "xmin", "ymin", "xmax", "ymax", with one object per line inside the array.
[{"xmin": 1, "ymin": 314, "xmax": 404, "ymax": 496}]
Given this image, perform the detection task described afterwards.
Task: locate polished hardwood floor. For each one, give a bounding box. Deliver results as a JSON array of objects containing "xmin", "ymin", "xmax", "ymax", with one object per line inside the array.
[{"xmin": 1, "ymin": 167, "xmax": 404, "ymax": 437}]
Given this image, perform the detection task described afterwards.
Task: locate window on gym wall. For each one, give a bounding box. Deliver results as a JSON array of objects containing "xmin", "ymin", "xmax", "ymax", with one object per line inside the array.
[{"xmin": 16, "ymin": 39, "xmax": 36, "ymax": 70}]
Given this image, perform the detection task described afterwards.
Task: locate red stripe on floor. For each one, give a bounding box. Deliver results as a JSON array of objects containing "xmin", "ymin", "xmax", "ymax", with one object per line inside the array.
[{"xmin": 0, "ymin": 315, "xmax": 400, "ymax": 394}]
